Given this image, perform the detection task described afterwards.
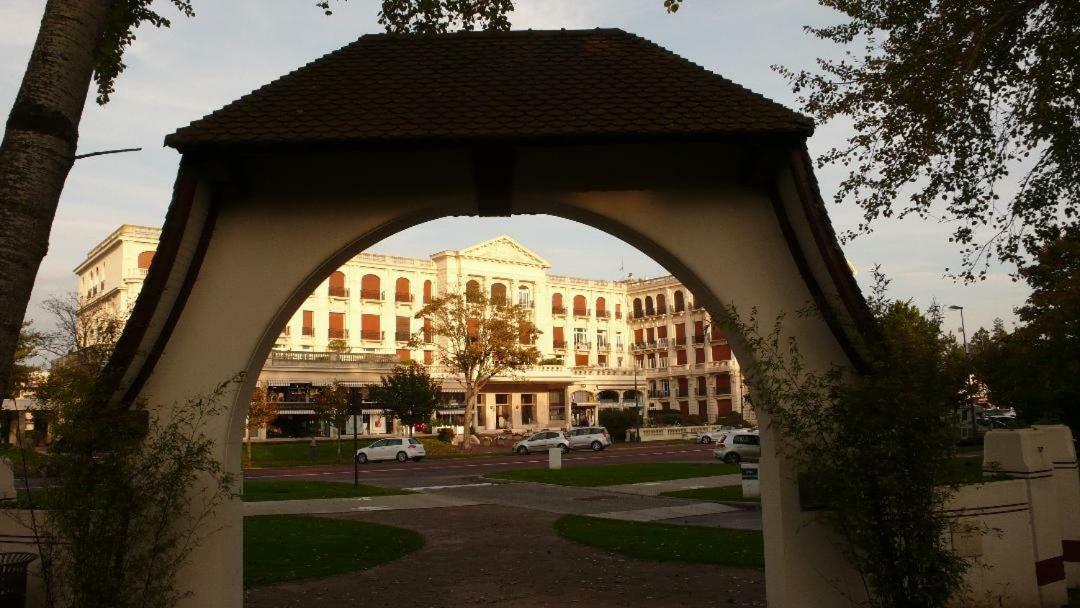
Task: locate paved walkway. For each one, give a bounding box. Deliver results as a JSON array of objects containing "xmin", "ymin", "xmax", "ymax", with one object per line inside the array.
[
  {"xmin": 600, "ymin": 473, "xmax": 742, "ymax": 496},
  {"xmin": 244, "ymin": 504, "xmax": 766, "ymax": 608}
]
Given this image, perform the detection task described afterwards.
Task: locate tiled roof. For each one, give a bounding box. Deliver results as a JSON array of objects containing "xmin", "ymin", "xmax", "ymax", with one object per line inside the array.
[{"xmin": 165, "ymin": 28, "xmax": 813, "ymax": 150}]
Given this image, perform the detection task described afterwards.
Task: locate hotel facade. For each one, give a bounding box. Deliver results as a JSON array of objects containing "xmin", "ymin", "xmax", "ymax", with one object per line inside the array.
[{"xmin": 76, "ymin": 225, "xmax": 750, "ymax": 437}]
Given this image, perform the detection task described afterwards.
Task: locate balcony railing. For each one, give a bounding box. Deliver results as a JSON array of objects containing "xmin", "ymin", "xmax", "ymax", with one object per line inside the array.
[
  {"xmin": 674, "ymin": 388, "xmax": 689, "ymax": 398},
  {"xmin": 395, "ymin": 330, "xmax": 411, "ymax": 342},
  {"xmin": 615, "ymin": 311, "xmax": 622, "ymax": 319},
  {"xmin": 551, "ymin": 306, "xmax": 567, "ymax": 315},
  {"xmin": 596, "ymin": 310, "xmax": 610, "ymax": 319},
  {"xmin": 648, "ymin": 389, "xmax": 670, "ymax": 399},
  {"xmin": 328, "ymin": 328, "xmax": 348, "ymax": 339},
  {"xmin": 657, "ymin": 307, "xmax": 668, "ymax": 315},
  {"xmin": 280, "ymin": 326, "xmax": 291, "ymax": 336},
  {"xmin": 692, "ymin": 334, "xmax": 706, "ymax": 344},
  {"xmin": 573, "ymin": 308, "xmax": 590, "ymax": 318},
  {"xmin": 597, "ymin": 341, "xmax": 611, "ymax": 350},
  {"xmin": 329, "ymin": 287, "xmax": 349, "ymax": 298},
  {"xmin": 301, "ymin": 326, "xmax": 315, "ymax": 337},
  {"xmin": 574, "ymin": 341, "xmax": 591, "ymax": 351},
  {"xmin": 395, "ymin": 292, "xmax": 413, "ymax": 303},
  {"xmin": 360, "ymin": 330, "xmax": 384, "ymax": 341},
  {"xmin": 360, "ymin": 289, "xmax": 384, "ymax": 301},
  {"xmin": 656, "ymin": 338, "xmax": 670, "ymax": 349},
  {"xmin": 553, "ymin": 340, "xmax": 568, "ymax": 349},
  {"xmin": 674, "ymin": 335, "xmax": 687, "ymax": 346}
]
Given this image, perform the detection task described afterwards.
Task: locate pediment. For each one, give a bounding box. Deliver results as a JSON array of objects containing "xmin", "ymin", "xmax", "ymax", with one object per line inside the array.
[{"xmin": 460, "ymin": 236, "xmax": 550, "ymax": 268}]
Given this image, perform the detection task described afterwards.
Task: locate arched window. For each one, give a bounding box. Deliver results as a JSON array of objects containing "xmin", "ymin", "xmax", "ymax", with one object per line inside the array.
[
  {"xmin": 552, "ymin": 292, "xmax": 565, "ymax": 314},
  {"xmin": 423, "ymin": 280, "xmax": 433, "ymax": 303},
  {"xmin": 572, "ymin": 295, "xmax": 587, "ymax": 316},
  {"xmin": 633, "ymin": 298, "xmax": 643, "ymax": 318},
  {"xmin": 395, "ymin": 277, "xmax": 411, "ymax": 302},
  {"xmin": 644, "ymin": 296, "xmax": 655, "ymax": 316},
  {"xmin": 490, "ymin": 283, "xmax": 507, "ymax": 305},
  {"xmin": 517, "ymin": 285, "xmax": 532, "ymax": 307},
  {"xmin": 595, "ymin": 297, "xmax": 607, "ymax": 317},
  {"xmin": 328, "ymin": 271, "xmax": 347, "ymax": 298},
  {"xmin": 361, "ymin": 274, "xmax": 381, "ymax": 299},
  {"xmin": 673, "ymin": 290, "xmax": 685, "ymax": 312},
  {"xmin": 465, "ymin": 280, "xmax": 481, "ymax": 302},
  {"xmin": 137, "ymin": 251, "xmax": 155, "ymax": 271},
  {"xmin": 656, "ymin": 293, "xmax": 667, "ymax": 314}
]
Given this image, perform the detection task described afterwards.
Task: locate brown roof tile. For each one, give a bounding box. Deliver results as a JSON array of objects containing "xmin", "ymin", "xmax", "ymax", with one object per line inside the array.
[{"xmin": 165, "ymin": 28, "xmax": 813, "ymax": 150}]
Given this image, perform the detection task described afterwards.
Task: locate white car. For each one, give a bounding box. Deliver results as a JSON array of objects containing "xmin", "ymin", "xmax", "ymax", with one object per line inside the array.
[
  {"xmin": 568, "ymin": 426, "xmax": 612, "ymax": 451},
  {"xmin": 713, "ymin": 429, "xmax": 761, "ymax": 464},
  {"xmin": 355, "ymin": 437, "xmax": 426, "ymax": 463},
  {"xmin": 513, "ymin": 430, "xmax": 570, "ymax": 455},
  {"xmin": 694, "ymin": 426, "xmax": 736, "ymax": 444}
]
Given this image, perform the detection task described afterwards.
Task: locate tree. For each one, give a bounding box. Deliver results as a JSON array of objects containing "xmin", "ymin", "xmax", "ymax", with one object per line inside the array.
[
  {"xmin": 410, "ymin": 288, "xmax": 540, "ymax": 447},
  {"xmin": 245, "ymin": 386, "xmax": 280, "ymax": 466},
  {"xmin": 373, "ymin": 363, "xmax": 440, "ymax": 435},
  {"xmin": 8, "ymin": 322, "xmax": 43, "ymax": 399},
  {"xmin": 758, "ymin": 0, "xmax": 1077, "ymax": 281},
  {"xmin": 312, "ymin": 379, "xmax": 351, "ymax": 462},
  {"xmin": 0, "ymin": 0, "xmax": 514, "ymax": 413}
]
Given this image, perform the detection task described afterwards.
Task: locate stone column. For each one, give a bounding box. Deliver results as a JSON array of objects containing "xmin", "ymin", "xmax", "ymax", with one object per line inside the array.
[
  {"xmin": 984, "ymin": 429, "xmax": 1069, "ymax": 606},
  {"xmin": 510, "ymin": 393, "xmax": 523, "ymax": 428},
  {"xmin": 1033, "ymin": 425, "xmax": 1080, "ymax": 588}
]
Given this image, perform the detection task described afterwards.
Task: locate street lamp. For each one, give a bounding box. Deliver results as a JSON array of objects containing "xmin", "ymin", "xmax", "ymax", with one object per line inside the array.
[{"xmin": 947, "ymin": 305, "xmax": 976, "ymax": 442}]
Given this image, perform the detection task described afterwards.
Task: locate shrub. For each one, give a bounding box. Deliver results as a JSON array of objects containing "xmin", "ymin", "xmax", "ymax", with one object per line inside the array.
[
  {"xmin": 598, "ymin": 409, "xmax": 641, "ymax": 442},
  {"xmin": 436, "ymin": 427, "xmax": 455, "ymax": 443},
  {"xmin": 715, "ymin": 411, "xmax": 750, "ymax": 428}
]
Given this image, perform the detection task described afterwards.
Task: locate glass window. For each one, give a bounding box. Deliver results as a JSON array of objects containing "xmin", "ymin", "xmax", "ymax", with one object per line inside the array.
[{"xmin": 409, "ymin": 438, "xmax": 421, "ymax": 445}]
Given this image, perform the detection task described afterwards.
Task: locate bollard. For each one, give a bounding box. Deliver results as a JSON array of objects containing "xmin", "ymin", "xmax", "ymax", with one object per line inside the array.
[
  {"xmin": 548, "ymin": 447, "xmax": 562, "ymax": 470},
  {"xmin": 741, "ymin": 461, "xmax": 760, "ymax": 498},
  {"xmin": 1033, "ymin": 425, "xmax": 1080, "ymax": 588},
  {"xmin": 984, "ymin": 429, "xmax": 1068, "ymax": 606}
]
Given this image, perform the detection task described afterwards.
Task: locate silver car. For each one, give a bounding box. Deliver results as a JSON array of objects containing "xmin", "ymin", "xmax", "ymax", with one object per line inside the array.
[
  {"xmin": 713, "ymin": 430, "xmax": 760, "ymax": 464},
  {"xmin": 355, "ymin": 437, "xmax": 426, "ymax": 463},
  {"xmin": 513, "ymin": 430, "xmax": 570, "ymax": 455},
  {"xmin": 568, "ymin": 426, "xmax": 611, "ymax": 451}
]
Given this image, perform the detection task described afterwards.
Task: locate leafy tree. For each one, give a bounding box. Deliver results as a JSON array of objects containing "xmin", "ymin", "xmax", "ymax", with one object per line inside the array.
[
  {"xmin": 245, "ymin": 386, "xmax": 280, "ymax": 466},
  {"xmin": 410, "ymin": 288, "xmax": 540, "ymax": 447},
  {"xmin": 312, "ymin": 379, "xmax": 351, "ymax": 462},
  {"xmin": 372, "ymin": 363, "xmax": 440, "ymax": 435},
  {"xmin": 765, "ymin": 0, "xmax": 1078, "ymax": 281},
  {"xmin": 0, "ymin": 0, "xmax": 514, "ymax": 416},
  {"xmin": 326, "ymin": 339, "xmax": 350, "ymax": 353},
  {"xmin": 8, "ymin": 322, "xmax": 43, "ymax": 399}
]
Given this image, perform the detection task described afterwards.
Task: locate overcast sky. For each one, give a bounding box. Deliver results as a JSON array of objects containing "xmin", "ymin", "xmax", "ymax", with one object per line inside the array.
[{"xmin": 1, "ymin": 0, "xmax": 1029, "ymax": 337}]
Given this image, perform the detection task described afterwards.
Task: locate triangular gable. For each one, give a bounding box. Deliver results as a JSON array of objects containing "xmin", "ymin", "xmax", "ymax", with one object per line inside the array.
[{"xmin": 459, "ymin": 236, "xmax": 550, "ymax": 268}]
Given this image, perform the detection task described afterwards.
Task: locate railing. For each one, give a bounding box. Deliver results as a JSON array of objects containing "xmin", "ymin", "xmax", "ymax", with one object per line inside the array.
[
  {"xmin": 692, "ymin": 334, "xmax": 706, "ymax": 344},
  {"xmin": 673, "ymin": 388, "xmax": 689, "ymax": 398},
  {"xmin": 574, "ymin": 341, "xmax": 591, "ymax": 351},
  {"xmin": 596, "ymin": 310, "xmax": 610, "ymax": 319},
  {"xmin": 280, "ymin": 327, "xmax": 291, "ymax": 336},
  {"xmin": 615, "ymin": 311, "xmax": 622, "ymax": 319},
  {"xmin": 639, "ymin": 425, "xmax": 715, "ymax": 442},
  {"xmin": 395, "ymin": 330, "xmax": 411, "ymax": 342},
  {"xmin": 360, "ymin": 330, "xmax": 384, "ymax": 341},
  {"xmin": 674, "ymin": 335, "xmax": 687, "ymax": 346},
  {"xmin": 329, "ymin": 287, "xmax": 349, "ymax": 298},
  {"xmin": 656, "ymin": 338, "xmax": 670, "ymax": 349},
  {"xmin": 573, "ymin": 308, "xmax": 590, "ymax": 317},
  {"xmin": 301, "ymin": 326, "xmax": 315, "ymax": 337},
  {"xmin": 360, "ymin": 289, "xmax": 384, "ymax": 300},
  {"xmin": 597, "ymin": 341, "xmax": 611, "ymax": 350},
  {"xmin": 673, "ymin": 305, "xmax": 685, "ymax": 313},
  {"xmin": 266, "ymin": 350, "xmax": 398, "ymax": 367},
  {"xmin": 553, "ymin": 340, "xmax": 568, "ymax": 349},
  {"xmin": 669, "ymin": 364, "xmax": 688, "ymax": 372},
  {"xmin": 395, "ymin": 292, "xmax": 413, "ymax": 303},
  {"xmin": 328, "ymin": 328, "xmax": 348, "ymax": 339},
  {"xmin": 647, "ymin": 390, "xmax": 670, "ymax": 398},
  {"xmin": 632, "ymin": 342, "xmax": 647, "ymax": 351},
  {"xmin": 551, "ymin": 306, "xmax": 567, "ymax": 315},
  {"xmin": 657, "ymin": 307, "xmax": 668, "ymax": 315}
]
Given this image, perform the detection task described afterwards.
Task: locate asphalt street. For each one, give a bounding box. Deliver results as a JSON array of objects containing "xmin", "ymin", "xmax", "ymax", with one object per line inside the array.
[{"xmin": 244, "ymin": 441, "xmax": 717, "ymax": 489}]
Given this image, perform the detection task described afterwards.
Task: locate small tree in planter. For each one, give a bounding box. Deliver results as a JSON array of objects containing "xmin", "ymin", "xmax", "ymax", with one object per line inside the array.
[
  {"xmin": 372, "ymin": 363, "xmax": 440, "ymax": 436},
  {"xmin": 312, "ymin": 380, "xmax": 351, "ymax": 462},
  {"xmin": 245, "ymin": 387, "xmax": 280, "ymax": 466},
  {"xmin": 410, "ymin": 288, "xmax": 540, "ymax": 448}
]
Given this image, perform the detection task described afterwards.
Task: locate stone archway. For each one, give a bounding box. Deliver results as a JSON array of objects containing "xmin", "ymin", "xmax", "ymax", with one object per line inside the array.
[{"xmin": 101, "ymin": 29, "xmax": 876, "ymax": 608}]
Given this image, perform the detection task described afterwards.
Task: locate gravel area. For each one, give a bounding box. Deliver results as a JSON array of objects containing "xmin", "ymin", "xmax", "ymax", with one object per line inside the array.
[{"xmin": 244, "ymin": 504, "xmax": 765, "ymax": 608}]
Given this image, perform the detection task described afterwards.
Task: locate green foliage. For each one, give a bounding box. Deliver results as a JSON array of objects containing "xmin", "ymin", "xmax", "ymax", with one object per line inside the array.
[
  {"xmin": 436, "ymin": 427, "xmax": 456, "ymax": 442},
  {"xmin": 598, "ymin": 408, "xmax": 641, "ymax": 442},
  {"xmin": 8, "ymin": 322, "xmax": 42, "ymax": 397},
  {"xmin": 243, "ymin": 515, "xmax": 423, "ymax": 587},
  {"xmin": 730, "ymin": 276, "xmax": 971, "ymax": 606},
  {"xmin": 772, "ymin": 0, "xmax": 1079, "ymax": 279},
  {"xmin": 376, "ymin": 0, "xmax": 514, "ymax": 33},
  {"xmin": 661, "ymin": 484, "xmax": 758, "ymax": 503},
  {"xmin": 970, "ymin": 227, "xmax": 1080, "ymax": 435},
  {"xmin": 312, "ymin": 380, "xmax": 351, "ymax": 462},
  {"xmin": 373, "ymin": 364, "xmax": 440, "ymax": 430},
  {"xmin": 94, "ymin": 1, "xmax": 195, "ymax": 104},
  {"xmin": 554, "ymin": 515, "xmax": 764, "ymax": 569},
  {"xmin": 646, "ymin": 410, "xmax": 705, "ymax": 427}
]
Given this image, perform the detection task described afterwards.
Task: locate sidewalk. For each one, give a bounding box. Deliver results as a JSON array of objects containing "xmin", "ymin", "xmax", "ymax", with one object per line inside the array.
[
  {"xmin": 243, "ymin": 492, "xmax": 479, "ymax": 517},
  {"xmin": 599, "ymin": 473, "xmax": 742, "ymax": 496}
]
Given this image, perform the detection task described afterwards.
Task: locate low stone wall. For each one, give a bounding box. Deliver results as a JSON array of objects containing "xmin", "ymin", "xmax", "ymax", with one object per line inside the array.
[{"xmin": 639, "ymin": 425, "xmax": 712, "ymax": 442}]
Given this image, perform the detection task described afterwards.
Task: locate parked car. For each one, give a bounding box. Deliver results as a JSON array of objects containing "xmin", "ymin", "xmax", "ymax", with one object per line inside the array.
[
  {"xmin": 513, "ymin": 430, "xmax": 570, "ymax": 455},
  {"xmin": 713, "ymin": 430, "xmax": 760, "ymax": 464},
  {"xmin": 568, "ymin": 426, "xmax": 611, "ymax": 451},
  {"xmin": 355, "ymin": 437, "xmax": 426, "ymax": 463},
  {"xmin": 694, "ymin": 426, "xmax": 736, "ymax": 444}
]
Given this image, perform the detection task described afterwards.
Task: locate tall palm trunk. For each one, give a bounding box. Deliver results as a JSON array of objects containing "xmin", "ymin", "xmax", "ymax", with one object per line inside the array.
[{"xmin": 0, "ymin": 0, "xmax": 113, "ymax": 395}]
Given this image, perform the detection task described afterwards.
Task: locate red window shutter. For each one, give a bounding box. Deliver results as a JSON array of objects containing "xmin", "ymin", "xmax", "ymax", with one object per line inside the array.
[
  {"xmin": 396, "ymin": 277, "xmax": 410, "ymax": 296},
  {"xmin": 396, "ymin": 316, "xmax": 410, "ymax": 331},
  {"xmin": 694, "ymin": 348, "xmax": 705, "ymax": 363},
  {"xmin": 674, "ymin": 323, "xmax": 686, "ymax": 338},
  {"xmin": 646, "ymin": 327, "xmax": 655, "ymax": 341},
  {"xmin": 597, "ymin": 354, "xmax": 607, "ymax": 366},
  {"xmin": 679, "ymin": 401, "xmax": 689, "ymax": 415},
  {"xmin": 137, "ymin": 251, "xmax": 155, "ymax": 269},
  {"xmin": 303, "ymin": 310, "xmax": 314, "ymax": 328},
  {"xmin": 697, "ymin": 400, "xmax": 706, "ymax": 414},
  {"xmin": 711, "ymin": 325, "xmax": 724, "ymax": 340},
  {"xmin": 328, "ymin": 312, "xmax": 345, "ymax": 339},
  {"xmin": 678, "ymin": 377, "xmax": 688, "ymax": 391},
  {"xmin": 575, "ymin": 354, "xmax": 589, "ymax": 366},
  {"xmin": 467, "ymin": 318, "xmax": 479, "ymax": 337},
  {"xmin": 657, "ymin": 325, "xmax": 667, "ymax": 338},
  {"xmin": 676, "ymin": 350, "xmax": 687, "ymax": 365},
  {"xmin": 711, "ymin": 344, "xmax": 731, "ymax": 361},
  {"xmin": 697, "ymin": 376, "xmax": 707, "ymax": 393},
  {"xmin": 423, "ymin": 280, "xmax": 433, "ymax": 302},
  {"xmin": 423, "ymin": 318, "xmax": 433, "ymax": 343},
  {"xmin": 396, "ymin": 349, "xmax": 411, "ymax": 362},
  {"xmin": 716, "ymin": 399, "xmax": 733, "ymax": 415},
  {"xmin": 715, "ymin": 373, "xmax": 732, "ymax": 393},
  {"xmin": 519, "ymin": 321, "xmax": 532, "ymax": 344},
  {"xmin": 634, "ymin": 328, "xmax": 643, "ymax": 343},
  {"xmin": 423, "ymin": 350, "xmax": 433, "ymax": 365},
  {"xmin": 694, "ymin": 320, "xmax": 704, "ymax": 336},
  {"xmin": 553, "ymin": 327, "xmax": 564, "ymax": 345}
]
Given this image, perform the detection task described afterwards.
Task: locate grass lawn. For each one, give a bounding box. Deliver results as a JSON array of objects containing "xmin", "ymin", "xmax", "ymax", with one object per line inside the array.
[
  {"xmin": 554, "ymin": 515, "xmax": 764, "ymax": 568},
  {"xmin": 661, "ymin": 484, "xmax": 759, "ymax": 503},
  {"xmin": 244, "ymin": 515, "xmax": 423, "ymax": 587},
  {"xmin": 486, "ymin": 462, "xmax": 738, "ymax": 486},
  {"xmin": 242, "ymin": 480, "xmax": 411, "ymax": 502}
]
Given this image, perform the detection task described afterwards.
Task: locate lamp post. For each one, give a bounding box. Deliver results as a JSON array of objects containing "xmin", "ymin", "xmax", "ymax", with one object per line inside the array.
[{"xmin": 947, "ymin": 305, "xmax": 975, "ymax": 441}]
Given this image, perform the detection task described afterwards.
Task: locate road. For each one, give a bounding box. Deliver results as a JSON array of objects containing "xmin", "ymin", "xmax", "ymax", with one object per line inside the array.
[{"xmin": 244, "ymin": 442, "xmax": 716, "ymax": 489}]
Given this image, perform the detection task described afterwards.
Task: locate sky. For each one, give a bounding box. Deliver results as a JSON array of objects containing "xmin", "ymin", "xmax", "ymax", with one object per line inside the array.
[{"xmin": 1, "ymin": 0, "xmax": 1030, "ymax": 338}]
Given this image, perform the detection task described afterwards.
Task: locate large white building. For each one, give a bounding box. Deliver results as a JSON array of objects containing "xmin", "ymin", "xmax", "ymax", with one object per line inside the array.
[{"xmin": 76, "ymin": 226, "xmax": 750, "ymax": 436}]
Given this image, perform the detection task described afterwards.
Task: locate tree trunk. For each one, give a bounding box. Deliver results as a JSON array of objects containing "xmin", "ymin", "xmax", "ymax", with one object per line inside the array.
[
  {"xmin": 462, "ymin": 387, "xmax": 476, "ymax": 450},
  {"xmin": 246, "ymin": 433, "xmax": 253, "ymax": 466},
  {"xmin": 336, "ymin": 431, "xmax": 342, "ymax": 462},
  {"xmin": 0, "ymin": 0, "xmax": 114, "ymax": 395}
]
